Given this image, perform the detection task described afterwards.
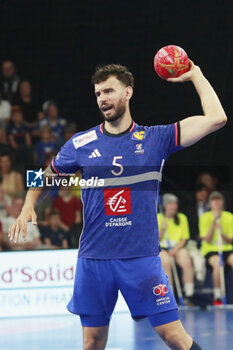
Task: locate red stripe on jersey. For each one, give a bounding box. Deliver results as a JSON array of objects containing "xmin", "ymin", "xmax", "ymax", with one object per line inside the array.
[
  {"xmin": 100, "ymin": 123, "xmax": 104, "ymax": 133},
  {"xmin": 51, "ymin": 159, "xmax": 60, "ymax": 175},
  {"xmin": 129, "ymin": 121, "xmax": 136, "ymax": 132},
  {"xmin": 175, "ymin": 122, "xmax": 178, "ymax": 146}
]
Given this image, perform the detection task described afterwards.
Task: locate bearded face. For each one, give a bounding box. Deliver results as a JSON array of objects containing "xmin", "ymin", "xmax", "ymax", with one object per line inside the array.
[
  {"xmin": 95, "ymin": 76, "xmax": 131, "ymax": 123},
  {"xmin": 100, "ymin": 96, "xmax": 126, "ymax": 122}
]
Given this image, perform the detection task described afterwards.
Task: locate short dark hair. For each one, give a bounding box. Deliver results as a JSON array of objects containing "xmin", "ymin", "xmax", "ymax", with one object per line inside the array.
[
  {"xmin": 92, "ymin": 64, "xmax": 134, "ymax": 88},
  {"xmin": 195, "ymin": 184, "xmax": 208, "ymax": 192},
  {"xmin": 0, "ymin": 151, "xmax": 13, "ymax": 161},
  {"xmin": 19, "ymin": 80, "xmax": 31, "ymax": 87}
]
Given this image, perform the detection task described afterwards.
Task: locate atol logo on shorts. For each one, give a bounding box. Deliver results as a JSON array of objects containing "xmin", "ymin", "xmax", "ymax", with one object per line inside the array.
[
  {"xmin": 153, "ymin": 284, "xmax": 168, "ymax": 297},
  {"xmin": 104, "ymin": 187, "xmax": 132, "ymax": 215}
]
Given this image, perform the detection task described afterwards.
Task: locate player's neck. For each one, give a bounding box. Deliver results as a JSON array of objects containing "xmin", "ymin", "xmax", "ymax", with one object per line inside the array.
[{"xmin": 104, "ymin": 112, "xmax": 133, "ymax": 135}]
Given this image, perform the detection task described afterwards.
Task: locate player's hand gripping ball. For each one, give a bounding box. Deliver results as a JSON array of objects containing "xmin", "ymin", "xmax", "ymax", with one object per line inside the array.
[{"xmin": 154, "ymin": 45, "xmax": 190, "ymax": 80}]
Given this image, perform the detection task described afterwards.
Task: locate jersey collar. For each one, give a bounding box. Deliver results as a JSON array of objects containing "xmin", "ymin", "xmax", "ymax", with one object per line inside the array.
[{"xmin": 100, "ymin": 120, "xmax": 136, "ymax": 137}]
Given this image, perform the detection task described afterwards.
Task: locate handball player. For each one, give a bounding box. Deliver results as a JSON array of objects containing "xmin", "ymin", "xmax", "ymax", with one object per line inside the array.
[{"xmin": 9, "ymin": 60, "xmax": 227, "ymax": 350}]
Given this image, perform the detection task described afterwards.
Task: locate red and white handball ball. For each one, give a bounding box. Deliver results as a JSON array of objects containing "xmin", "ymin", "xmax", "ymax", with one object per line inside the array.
[{"xmin": 154, "ymin": 45, "xmax": 190, "ymax": 80}]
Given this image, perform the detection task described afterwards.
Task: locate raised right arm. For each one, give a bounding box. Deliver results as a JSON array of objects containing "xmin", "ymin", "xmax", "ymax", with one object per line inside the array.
[{"xmin": 168, "ymin": 61, "xmax": 227, "ymax": 147}]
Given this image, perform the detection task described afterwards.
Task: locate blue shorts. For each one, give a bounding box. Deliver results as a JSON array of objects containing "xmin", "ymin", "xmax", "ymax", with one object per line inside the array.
[{"xmin": 67, "ymin": 255, "xmax": 179, "ymax": 327}]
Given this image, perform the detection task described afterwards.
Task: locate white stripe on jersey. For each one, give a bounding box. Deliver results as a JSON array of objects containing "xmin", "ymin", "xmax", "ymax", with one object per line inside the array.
[
  {"xmin": 94, "ymin": 148, "xmax": 101, "ymax": 157},
  {"xmin": 81, "ymin": 171, "xmax": 162, "ymax": 189}
]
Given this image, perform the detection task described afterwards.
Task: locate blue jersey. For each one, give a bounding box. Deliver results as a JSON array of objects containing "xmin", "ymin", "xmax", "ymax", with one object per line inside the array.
[
  {"xmin": 51, "ymin": 121, "xmax": 183, "ymax": 259},
  {"xmin": 6, "ymin": 121, "xmax": 29, "ymax": 145},
  {"xmin": 35, "ymin": 140, "xmax": 58, "ymax": 165}
]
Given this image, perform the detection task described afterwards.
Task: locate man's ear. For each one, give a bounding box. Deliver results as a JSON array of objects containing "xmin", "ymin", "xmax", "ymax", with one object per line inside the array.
[{"xmin": 125, "ymin": 86, "xmax": 133, "ymax": 99}]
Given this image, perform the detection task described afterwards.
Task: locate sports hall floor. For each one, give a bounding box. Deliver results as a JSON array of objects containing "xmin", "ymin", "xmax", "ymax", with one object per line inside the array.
[{"xmin": 1, "ymin": 309, "xmax": 233, "ymax": 350}]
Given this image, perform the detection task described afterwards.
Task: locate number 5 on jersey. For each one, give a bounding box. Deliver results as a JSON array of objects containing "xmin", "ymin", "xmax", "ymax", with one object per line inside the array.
[{"xmin": 112, "ymin": 156, "xmax": 123, "ymax": 176}]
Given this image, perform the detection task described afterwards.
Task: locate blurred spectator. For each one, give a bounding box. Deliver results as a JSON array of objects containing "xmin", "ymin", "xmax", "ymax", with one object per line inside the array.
[
  {"xmin": 53, "ymin": 185, "xmax": 82, "ymax": 229},
  {"xmin": 64, "ymin": 123, "xmax": 77, "ymax": 141},
  {"xmin": 0, "ymin": 89, "xmax": 11, "ymax": 128},
  {"xmin": 42, "ymin": 153, "xmax": 59, "ymax": 200},
  {"xmin": 37, "ymin": 110, "xmax": 45, "ymax": 121},
  {"xmin": 70, "ymin": 171, "xmax": 82, "ymax": 199},
  {"xmin": 67, "ymin": 222, "xmax": 83, "ymax": 249},
  {"xmin": 42, "ymin": 209, "xmax": 69, "ymax": 249},
  {"xmin": 0, "ymin": 60, "xmax": 20, "ymax": 103},
  {"xmin": 6, "ymin": 106, "xmax": 33, "ymax": 165},
  {"xmin": 196, "ymin": 172, "xmax": 217, "ymax": 194},
  {"xmin": 0, "ymin": 221, "xmax": 3, "ymax": 251},
  {"xmin": 158, "ymin": 194, "xmax": 195, "ymax": 303},
  {"xmin": 0, "ymin": 127, "xmax": 8, "ymax": 145},
  {"xmin": 196, "ymin": 171, "xmax": 231, "ymax": 211},
  {"xmin": 199, "ymin": 191, "xmax": 233, "ymax": 306},
  {"xmin": 0, "ymin": 175, "xmax": 12, "ymax": 218},
  {"xmin": 195, "ymin": 184, "xmax": 210, "ymax": 217},
  {"xmin": 39, "ymin": 101, "xmax": 66, "ymax": 145},
  {"xmin": 6, "ymin": 106, "xmax": 31, "ymax": 148},
  {"xmin": 34, "ymin": 126, "xmax": 58, "ymax": 166},
  {"xmin": 44, "ymin": 152, "xmax": 57, "ymax": 168},
  {"xmin": 186, "ymin": 184, "xmax": 210, "ymax": 240},
  {"xmin": 31, "ymin": 111, "xmax": 46, "ymax": 144},
  {"xmin": 0, "ymin": 152, "xmax": 24, "ymax": 198},
  {"xmin": 35, "ymin": 195, "xmax": 53, "ymax": 226},
  {"xmin": 34, "ymin": 145, "xmax": 54, "ymax": 227},
  {"xmin": 42, "ymin": 100, "xmax": 51, "ymax": 112},
  {"xmin": 1, "ymin": 196, "xmax": 42, "ymax": 250},
  {"xmin": 13, "ymin": 80, "xmax": 39, "ymax": 126}
]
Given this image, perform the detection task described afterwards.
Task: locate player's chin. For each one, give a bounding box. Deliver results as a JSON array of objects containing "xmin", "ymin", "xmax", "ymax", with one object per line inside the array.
[{"xmin": 102, "ymin": 112, "xmax": 120, "ymax": 122}]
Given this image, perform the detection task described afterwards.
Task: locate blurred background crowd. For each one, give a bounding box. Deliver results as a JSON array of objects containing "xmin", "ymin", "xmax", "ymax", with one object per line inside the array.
[{"xmin": 0, "ymin": 59, "xmax": 83, "ymax": 251}]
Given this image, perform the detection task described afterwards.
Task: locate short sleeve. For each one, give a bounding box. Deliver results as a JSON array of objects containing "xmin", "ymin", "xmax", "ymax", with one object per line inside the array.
[
  {"xmin": 152, "ymin": 122, "xmax": 183, "ymax": 159},
  {"xmin": 157, "ymin": 213, "xmax": 162, "ymax": 230},
  {"xmin": 51, "ymin": 137, "xmax": 80, "ymax": 175},
  {"xmin": 74, "ymin": 198, "xmax": 82, "ymax": 211},
  {"xmin": 180, "ymin": 214, "xmax": 190, "ymax": 240},
  {"xmin": 199, "ymin": 214, "xmax": 208, "ymax": 238},
  {"xmin": 5, "ymin": 102, "xmax": 11, "ymax": 118},
  {"xmin": 230, "ymin": 215, "xmax": 233, "ymax": 237},
  {"xmin": 225, "ymin": 213, "xmax": 233, "ymax": 238}
]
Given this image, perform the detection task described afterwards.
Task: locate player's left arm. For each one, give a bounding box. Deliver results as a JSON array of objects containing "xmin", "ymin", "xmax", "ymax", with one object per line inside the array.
[{"xmin": 168, "ymin": 60, "xmax": 227, "ymax": 147}]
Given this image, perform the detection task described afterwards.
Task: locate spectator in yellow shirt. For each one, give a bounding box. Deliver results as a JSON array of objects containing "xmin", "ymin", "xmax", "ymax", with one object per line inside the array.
[
  {"xmin": 158, "ymin": 194, "xmax": 194, "ymax": 302},
  {"xmin": 199, "ymin": 191, "xmax": 233, "ymax": 305}
]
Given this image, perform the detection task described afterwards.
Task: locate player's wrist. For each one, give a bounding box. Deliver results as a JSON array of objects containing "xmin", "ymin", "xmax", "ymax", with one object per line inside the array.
[
  {"xmin": 22, "ymin": 203, "xmax": 35, "ymax": 212},
  {"xmin": 190, "ymin": 67, "xmax": 204, "ymax": 82}
]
